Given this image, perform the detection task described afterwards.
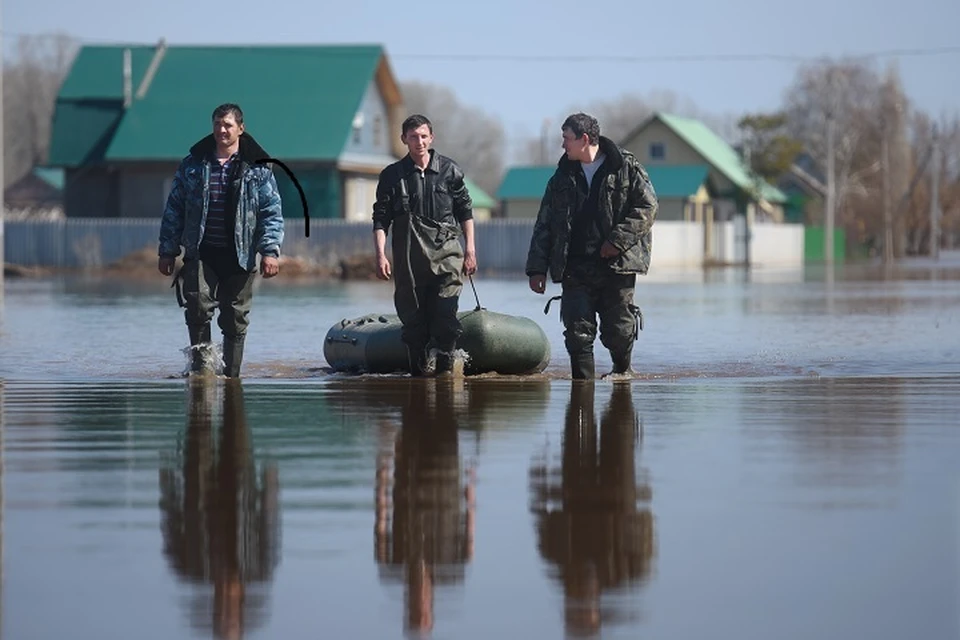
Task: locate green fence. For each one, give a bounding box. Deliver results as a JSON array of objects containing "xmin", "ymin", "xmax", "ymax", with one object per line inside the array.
[{"xmin": 804, "ymin": 226, "xmax": 846, "ymax": 262}]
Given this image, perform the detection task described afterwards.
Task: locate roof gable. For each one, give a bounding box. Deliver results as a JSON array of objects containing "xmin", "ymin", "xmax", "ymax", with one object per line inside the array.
[
  {"xmin": 51, "ymin": 44, "xmax": 389, "ymax": 164},
  {"xmin": 463, "ymin": 178, "xmax": 495, "ymax": 209},
  {"xmin": 626, "ymin": 113, "xmax": 788, "ymax": 204}
]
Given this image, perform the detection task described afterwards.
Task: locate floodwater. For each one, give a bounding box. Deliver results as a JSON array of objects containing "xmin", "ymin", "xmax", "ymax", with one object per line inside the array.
[{"xmin": 1, "ymin": 255, "xmax": 959, "ymax": 639}]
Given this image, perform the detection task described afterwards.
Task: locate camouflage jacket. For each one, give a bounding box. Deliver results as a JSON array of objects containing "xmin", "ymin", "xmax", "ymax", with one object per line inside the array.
[
  {"xmin": 158, "ymin": 132, "xmax": 284, "ymax": 272},
  {"xmin": 525, "ymin": 136, "xmax": 658, "ymax": 281}
]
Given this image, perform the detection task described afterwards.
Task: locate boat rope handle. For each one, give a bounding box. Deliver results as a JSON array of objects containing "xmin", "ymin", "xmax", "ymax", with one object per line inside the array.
[{"xmin": 468, "ymin": 274, "xmax": 483, "ymax": 311}]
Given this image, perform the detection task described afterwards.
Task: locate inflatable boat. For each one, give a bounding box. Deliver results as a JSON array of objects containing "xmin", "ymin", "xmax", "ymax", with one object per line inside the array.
[{"xmin": 323, "ymin": 308, "xmax": 551, "ymax": 376}]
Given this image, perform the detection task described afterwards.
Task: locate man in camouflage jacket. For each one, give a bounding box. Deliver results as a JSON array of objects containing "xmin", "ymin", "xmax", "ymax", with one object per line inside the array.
[
  {"xmin": 158, "ymin": 103, "xmax": 284, "ymax": 378},
  {"xmin": 526, "ymin": 113, "xmax": 658, "ymax": 379}
]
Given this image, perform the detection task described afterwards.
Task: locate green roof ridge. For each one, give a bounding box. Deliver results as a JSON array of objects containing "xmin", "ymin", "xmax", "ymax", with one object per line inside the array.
[{"xmin": 656, "ymin": 112, "xmax": 787, "ymax": 203}]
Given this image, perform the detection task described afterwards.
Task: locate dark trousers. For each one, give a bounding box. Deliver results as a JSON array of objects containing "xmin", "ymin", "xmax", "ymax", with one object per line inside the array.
[
  {"xmin": 181, "ymin": 245, "xmax": 256, "ymax": 339},
  {"xmin": 560, "ymin": 271, "xmax": 637, "ymax": 359},
  {"xmin": 395, "ymin": 283, "xmax": 462, "ymax": 355}
]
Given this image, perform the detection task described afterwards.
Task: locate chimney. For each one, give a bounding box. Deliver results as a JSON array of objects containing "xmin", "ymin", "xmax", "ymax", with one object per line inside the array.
[
  {"xmin": 122, "ymin": 48, "xmax": 132, "ymax": 108},
  {"xmin": 136, "ymin": 38, "xmax": 168, "ymax": 100}
]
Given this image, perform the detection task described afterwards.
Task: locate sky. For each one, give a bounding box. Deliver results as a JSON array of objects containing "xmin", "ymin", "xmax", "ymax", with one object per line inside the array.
[{"xmin": 4, "ymin": 0, "xmax": 960, "ymax": 160}]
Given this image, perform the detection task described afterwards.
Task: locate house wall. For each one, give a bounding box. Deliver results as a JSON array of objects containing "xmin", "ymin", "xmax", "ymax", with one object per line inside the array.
[
  {"xmin": 122, "ymin": 164, "xmax": 178, "ymax": 217},
  {"xmin": 344, "ymin": 80, "xmax": 393, "ymax": 158},
  {"xmin": 99, "ymin": 162, "xmax": 345, "ymax": 220},
  {"xmin": 275, "ymin": 164, "xmax": 341, "ymax": 220},
  {"xmin": 65, "ymin": 167, "xmax": 120, "ymax": 217},
  {"xmin": 342, "ymin": 174, "xmax": 380, "ymax": 222},
  {"xmin": 623, "ymin": 120, "xmax": 737, "ymax": 196},
  {"xmin": 657, "ymin": 198, "xmax": 686, "ymax": 222},
  {"xmin": 501, "ymin": 199, "xmax": 541, "ymax": 219}
]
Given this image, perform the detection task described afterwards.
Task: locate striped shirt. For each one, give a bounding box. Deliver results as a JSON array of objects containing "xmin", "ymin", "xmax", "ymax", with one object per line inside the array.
[{"xmin": 203, "ymin": 153, "xmax": 238, "ymax": 248}]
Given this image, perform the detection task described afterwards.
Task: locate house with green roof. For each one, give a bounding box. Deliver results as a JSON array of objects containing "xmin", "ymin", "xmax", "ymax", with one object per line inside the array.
[
  {"xmin": 47, "ymin": 41, "xmax": 411, "ymax": 221},
  {"xmin": 496, "ymin": 163, "xmax": 713, "ymax": 221},
  {"xmin": 4, "ymin": 166, "xmax": 65, "ymax": 215},
  {"xmin": 620, "ymin": 112, "xmax": 788, "ymax": 224},
  {"xmin": 462, "ymin": 178, "xmax": 495, "ymax": 220}
]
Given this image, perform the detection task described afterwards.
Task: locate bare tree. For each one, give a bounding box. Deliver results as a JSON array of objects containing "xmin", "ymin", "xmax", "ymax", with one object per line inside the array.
[
  {"xmin": 2, "ymin": 33, "xmax": 79, "ymax": 185},
  {"xmin": 398, "ymin": 80, "xmax": 506, "ymax": 198},
  {"xmin": 783, "ymin": 58, "xmax": 883, "ymax": 253}
]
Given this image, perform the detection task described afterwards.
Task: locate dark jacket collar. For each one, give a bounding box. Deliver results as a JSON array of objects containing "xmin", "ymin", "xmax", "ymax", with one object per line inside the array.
[
  {"xmin": 557, "ymin": 135, "xmax": 624, "ymax": 174},
  {"xmin": 189, "ymin": 132, "xmax": 270, "ymax": 164},
  {"xmin": 400, "ymin": 149, "xmax": 440, "ymax": 174}
]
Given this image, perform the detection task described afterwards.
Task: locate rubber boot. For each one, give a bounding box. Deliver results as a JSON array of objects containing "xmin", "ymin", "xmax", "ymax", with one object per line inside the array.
[
  {"xmin": 610, "ymin": 348, "xmax": 634, "ymax": 375},
  {"xmin": 407, "ymin": 346, "xmax": 427, "ymax": 377},
  {"xmin": 570, "ymin": 352, "xmax": 595, "ymax": 380},
  {"xmin": 434, "ymin": 350, "xmax": 454, "ymax": 377},
  {"xmin": 222, "ymin": 334, "xmax": 246, "ymax": 378},
  {"xmin": 188, "ymin": 323, "xmax": 211, "ymax": 373}
]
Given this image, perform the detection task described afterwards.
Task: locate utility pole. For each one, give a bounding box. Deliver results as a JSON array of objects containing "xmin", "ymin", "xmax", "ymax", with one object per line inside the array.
[
  {"xmin": 929, "ymin": 125, "xmax": 941, "ymax": 261},
  {"xmin": 540, "ymin": 118, "xmax": 550, "ymax": 165},
  {"xmin": 881, "ymin": 119, "xmax": 893, "ymax": 264},
  {"xmin": 824, "ymin": 113, "xmax": 836, "ymax": 266},
  {"xmin": 0, "ymin": 4, "xmax": 5, "ymax": 314}
]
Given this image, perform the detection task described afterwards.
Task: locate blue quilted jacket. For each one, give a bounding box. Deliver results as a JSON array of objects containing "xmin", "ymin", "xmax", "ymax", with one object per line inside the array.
[{"xmin": 158, "ymin": 132, "xmax": 284, "ymax": 272}]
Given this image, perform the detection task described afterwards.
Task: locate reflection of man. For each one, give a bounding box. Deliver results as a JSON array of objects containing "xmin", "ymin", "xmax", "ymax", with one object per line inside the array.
[
  {"xmin": 529, "ymin": 382, "xmax": 655, "ymax": 636},
  {"xmin": 374, "ymin": 380, "xmax": 476, "ymax": 634},
  {"xmin": 159, "ymin": 378, "xmax": 281, "ymax": 640}
]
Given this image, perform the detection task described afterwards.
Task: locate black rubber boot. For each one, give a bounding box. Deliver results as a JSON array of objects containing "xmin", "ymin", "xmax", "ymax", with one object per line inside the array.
[
  {"xmin": 434, "ymin": 351, "xmax": 454, "ymax": 376},
  {"xmin": 407, "ymin": 346, "xmax": 427, "ymax": 377},
  {"xmin": 222, "ymin": 334, "xmax": 246, "ymax": 378},
  {"xmin": 187, "ymin": 323, "xmax": 211, "ymax": 373},
  {"xmin": 570, "ymin": 352, "xmax": 596, "ymax": 380},
  {"xmin": 611, "ymin": 349, "xmax": 634, "ymax": 375}
]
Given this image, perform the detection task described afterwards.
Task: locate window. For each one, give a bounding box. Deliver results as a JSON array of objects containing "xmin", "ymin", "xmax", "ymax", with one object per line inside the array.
[
  {"xmin": 373, "ymin": 115, "xmax": 383, "ymax": 147},
  {"xmin": 352, "ymin": 112, "xmax": 364, "ymax": 144},
  {"xmin": 649, "ymin": 142, "xmax": 665, "ymax": 160}
]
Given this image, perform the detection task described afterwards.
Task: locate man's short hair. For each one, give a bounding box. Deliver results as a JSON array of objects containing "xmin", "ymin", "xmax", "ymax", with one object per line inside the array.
[
  {"xmin": 212, "ymin": 103, "xmax": 244, "ymax": 125},
  {"xmin": 402, "ymin": 114, "xmax": 433, "ymax": 136},
  {"xmin": 562, "ymin": 113, "xmax": 600, "ymax": 144}
]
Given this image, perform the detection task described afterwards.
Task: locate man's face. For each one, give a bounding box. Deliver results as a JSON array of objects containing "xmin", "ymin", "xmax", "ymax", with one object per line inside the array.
[
  {"xmin": 213, "ymin": 113, "xmax": 244, "ymax": 149},
  {"xmin": 561, "ymin": 127, "xmax": 589, "ymax": 162},
  {"xmin": 402, "ymin": 124, "xmax": 434, "ymax": 157}
]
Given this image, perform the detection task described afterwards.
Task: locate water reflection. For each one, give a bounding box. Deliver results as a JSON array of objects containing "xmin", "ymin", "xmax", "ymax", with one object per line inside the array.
[
  {"xmin": 374, "ymin": 380, "xmax": 476, "ymax": 635},
  {"xmin": 530, "ymin": 383, "xmax": 655, "ymax": 636},
  {"xmin": 741, "ymin": 378, "xmax": 904, "ymax": 508},
  {"xmin": 158, "ymin": 378, "xmax": 281, "ymax": 639}
]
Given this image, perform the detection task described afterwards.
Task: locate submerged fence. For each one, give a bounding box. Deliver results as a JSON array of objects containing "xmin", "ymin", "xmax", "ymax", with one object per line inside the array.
[{"xmin": 3, "ymin": 218, "xmax": 806, "ymax": 272}]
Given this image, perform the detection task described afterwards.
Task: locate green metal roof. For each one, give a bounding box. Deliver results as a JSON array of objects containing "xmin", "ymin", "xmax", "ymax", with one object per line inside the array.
[
  {"xmin": 48, "ymin": 99, "xmax": 124, "ymax": 165},
  {"xmin": 496, "ymin": 164, "xmax": 709, "ymax": 200},
  {"xmin": 33, "ymin": 167, "xmax": 65, "ymax": 190},
  {"xmin": 49, "ymin": 44, "xmax": 385, "ymax": 165},
  {"xmin": 646, "ymin": 165, "xmax": 708, "ymax": 198},
  {"xmin": 463, "ymin": 178, "xmax": 495, "ymax": 209},
  {"xmin": 496, "ymin": 166, "xmax": 555, "ymax": 200},
  {"xmin": 654, "ymin": 113, "xmax": 788, "ymax": 203}
]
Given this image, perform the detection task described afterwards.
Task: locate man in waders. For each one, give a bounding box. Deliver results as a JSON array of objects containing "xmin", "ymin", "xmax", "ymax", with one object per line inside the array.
[
  {"xmin": 526, "ymin": 112, "xmax": 658, "ymax": 380},
  {"xmin": 372, "ymin": 114, "xmax": 477, "ymax": 376},
  {"xmin": 158, "ymin": 103, "xmax": 284, "ymax": 377}
]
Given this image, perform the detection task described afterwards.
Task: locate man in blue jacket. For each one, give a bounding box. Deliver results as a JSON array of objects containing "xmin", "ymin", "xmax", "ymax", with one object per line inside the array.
[{"xmin": 158, "ymin": 103, "xmax": 284, "ymax": 377}]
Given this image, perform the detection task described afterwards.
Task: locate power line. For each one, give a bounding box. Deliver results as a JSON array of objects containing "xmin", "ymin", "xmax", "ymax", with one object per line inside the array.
[{"xmin": 2, "ymin": 29, "xmax": 960, "ymax": 63}]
